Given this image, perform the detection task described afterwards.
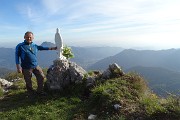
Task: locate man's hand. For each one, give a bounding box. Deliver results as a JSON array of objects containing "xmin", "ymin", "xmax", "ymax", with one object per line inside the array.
[
  {"xmin": 17, "ymin": 68, "xmax": 22, "ymax": 73},
  {"xmin": 50, "ymin": 47, "xmax": 57, "ymax": 50},
  {"xmin": 16, "ymin": 64, "xmax": 22, "ymax": 73}
]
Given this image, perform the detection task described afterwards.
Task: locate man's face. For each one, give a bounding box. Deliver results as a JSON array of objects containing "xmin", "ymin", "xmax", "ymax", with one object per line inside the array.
[{"xmin": 24, "ymin": 33, "xmax": 34, "ymax": 44}]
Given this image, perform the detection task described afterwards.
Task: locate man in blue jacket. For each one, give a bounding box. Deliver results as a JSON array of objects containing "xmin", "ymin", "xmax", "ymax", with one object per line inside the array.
[{"xmin": 15, "ymin": 31, "xmax": 57, "ymax": 96}]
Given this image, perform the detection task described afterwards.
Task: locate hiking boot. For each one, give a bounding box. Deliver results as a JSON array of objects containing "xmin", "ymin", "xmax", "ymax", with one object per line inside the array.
[
  {"xmin": 27, "ymin": 89, "xmax": 36, "ymax": 95},
  {"xmin": 26, "ymin": 90, "xmax": 37, "ymax": 99},
  {"xmin": 37, "ymin": 91, "xmax": 47, "ymax": 96}
]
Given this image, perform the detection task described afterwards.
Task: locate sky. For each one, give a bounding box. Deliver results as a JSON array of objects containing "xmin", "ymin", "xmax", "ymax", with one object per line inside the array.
[{"xmin": 0, "ymin": 0, "xmax": 180, "ymax": 49}]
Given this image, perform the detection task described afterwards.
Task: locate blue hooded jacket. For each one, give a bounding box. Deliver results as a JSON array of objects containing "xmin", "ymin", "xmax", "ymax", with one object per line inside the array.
[{"xmin": 15, "ymin": 40, "xmax": 49, "ymax": 69}]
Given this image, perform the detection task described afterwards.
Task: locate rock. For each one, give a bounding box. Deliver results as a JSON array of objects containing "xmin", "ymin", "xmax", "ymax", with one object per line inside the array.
[
  {"xmin": 11, "ymin": 77, "xmax": 22, "ymax": 82},
  {"xmin": 0, "ymin": 78, "xmax": 13, "ymax": 88},
  {"xmin": 102, "ymin": 63, "xmax": 124, "ymax": 79},
  {"xmin": 69, "ymin": 61, "xmax": 87, "ymax": 83},
  {"xmin": 45, "ymin": 59, "xmax": 87, "ymax": 91},
  {"xmin": 0, "ymin": 78, "xmax": 13, "ymax": 93},
  {"xmin": 88, "ymin": 114, "xmax": 97, "ymax": 120},
  {"xmin": 82, "ymin": 77, "xmax": 96, "ymax": 98},
  {"xmin": 101, "ymin": 68, "xmax": 111, "ymax": 79},
  {"xmin": 86, "ymin": 77, "xmax": 95, "ymax": 87},
  {"xmin": 113, "ymin": 104, "xmax": 122, "ymax": 110}
]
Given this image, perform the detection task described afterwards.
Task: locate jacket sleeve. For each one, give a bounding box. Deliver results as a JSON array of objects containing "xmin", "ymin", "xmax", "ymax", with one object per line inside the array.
[
  {"xmin": 37, "ymin": 45, "xmax": 49, "ymax": 50},
  {"xmin": 15, "ymin": 44, "xmax": 20, "ymax": 64}
]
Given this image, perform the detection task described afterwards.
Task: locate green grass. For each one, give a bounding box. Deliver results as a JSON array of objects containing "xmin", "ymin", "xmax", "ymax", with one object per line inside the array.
[
  {"xmin": 0, "ymin": 78, "xmax": 86, "ymax": 120},
  {"xmin": 0, "ymin": 95, "xmax": 83, "ymax": 120},
  {"xmin": 0, "ymin": 72, "xmax": 179, "ymax": 120},
  {"xmin": 0, "ymin": 86, "xmax": 3, "ymax": 97}
]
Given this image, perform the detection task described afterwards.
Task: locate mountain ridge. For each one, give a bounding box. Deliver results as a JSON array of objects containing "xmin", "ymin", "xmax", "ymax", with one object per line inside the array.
[{"xmin": 88, "ymin": 48, "xmax": 180, "ymax": 71}]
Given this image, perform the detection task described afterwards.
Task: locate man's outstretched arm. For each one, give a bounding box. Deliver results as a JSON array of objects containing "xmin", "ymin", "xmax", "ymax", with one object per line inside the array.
[{"xmin": 49, "ymin": 47, "xmax": 57, "ymax": 50}]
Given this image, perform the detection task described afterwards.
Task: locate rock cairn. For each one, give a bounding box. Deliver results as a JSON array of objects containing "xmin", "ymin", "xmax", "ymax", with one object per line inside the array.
[
  {"xmin": 45, "ymin": 60, "xmax": 125, "ymax": 93},
  {"xmin": 45, "ymin": 59, "xmax": 87, "ymax": 91}
]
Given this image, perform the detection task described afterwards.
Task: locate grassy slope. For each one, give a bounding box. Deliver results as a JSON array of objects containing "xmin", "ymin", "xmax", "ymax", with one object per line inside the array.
[{"xmin": 0, "ymin": 72, "xmax": 179, "ymax": 120}]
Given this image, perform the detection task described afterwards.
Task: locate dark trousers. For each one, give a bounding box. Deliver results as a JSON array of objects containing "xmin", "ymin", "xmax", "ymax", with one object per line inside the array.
[{"xmin": 22, "ymin": 66, "xmax": 45, "ymax": 93}]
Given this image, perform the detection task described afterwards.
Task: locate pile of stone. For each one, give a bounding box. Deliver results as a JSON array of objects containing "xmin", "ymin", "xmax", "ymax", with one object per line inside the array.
[
  {"xmin": 86, "ymin": 63, "xmax": 124, "ymax": 84},
  {"xmin": 45, "ymin": 59, "xmax": 125, "ymax": 92},
  {"xmin": 45, "ymin": 59, "xmax": 87, "ymax": 91},
  {"xmin": 0, "ymin": 78, "xmax": 13, "ymax": 93}
]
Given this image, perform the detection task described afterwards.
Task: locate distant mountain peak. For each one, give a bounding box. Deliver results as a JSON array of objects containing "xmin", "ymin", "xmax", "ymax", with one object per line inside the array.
[{"xmin": 40, "ymin": 41, "xmax": 55, "ymax": 47}]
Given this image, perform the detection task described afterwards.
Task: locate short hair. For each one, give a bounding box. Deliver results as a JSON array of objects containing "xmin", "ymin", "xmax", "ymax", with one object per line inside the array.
[{"xmin": 24, "ymin": 31, "xmax": 33, "ymax": 37}]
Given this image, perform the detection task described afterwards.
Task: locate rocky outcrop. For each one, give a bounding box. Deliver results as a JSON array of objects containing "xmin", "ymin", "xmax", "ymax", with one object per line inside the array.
[
  {"xmin": 0, "ymin": 78, "xmax": 13, "ymax": 93},
  {"xmin": 45, "ymin": 60, "xmax": 124, "ymax": 93},
  {"xmin": 45, "ymin": 59, "xmax": 87, "ymax": 91},
  {"xmin": 84, "ymin": 63, "xmax": 125, "ymax": 95},
  {"xmin": 101, "ymin": 63, "xmax": 125, "ymax": 79}
]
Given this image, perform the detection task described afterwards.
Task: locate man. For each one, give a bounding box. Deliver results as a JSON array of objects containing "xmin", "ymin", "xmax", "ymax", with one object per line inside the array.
[{"xmin": 15, "ymin": 31, "xmax": 57, "ymax": 96}]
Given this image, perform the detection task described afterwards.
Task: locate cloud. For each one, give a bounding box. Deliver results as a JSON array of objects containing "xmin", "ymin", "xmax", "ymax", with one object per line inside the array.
[
  {"xmin": 63, "ymin": 0, "xmax": 180, "ymax": 34},
  {"xmin": 41, "ymin": 0, "xmax": 65, "ymax": 15},
  {"xmin": 16, "ymin": 1, "xmax": 47, "ymax": 24},
  {"xmin": 9, "ymin": 0, "xmax": 180, "ymax": 49}
]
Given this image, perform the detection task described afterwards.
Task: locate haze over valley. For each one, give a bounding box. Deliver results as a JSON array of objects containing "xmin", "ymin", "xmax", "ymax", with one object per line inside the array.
[{"xmin": 0, "ymin": 42, "xmax": 180, "ymax": 97}]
